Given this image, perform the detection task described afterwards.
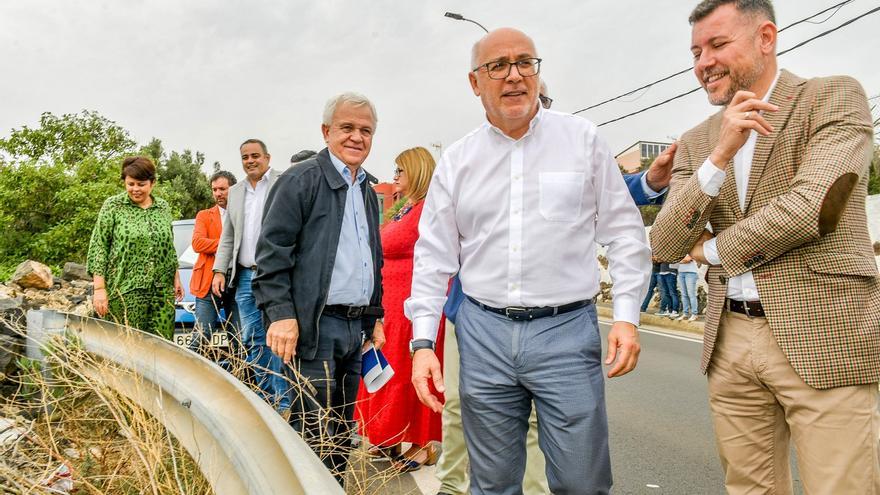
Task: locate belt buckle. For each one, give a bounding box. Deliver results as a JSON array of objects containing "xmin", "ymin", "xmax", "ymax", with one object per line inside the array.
[
  {"xmin": 505, "ymin": 306, "xmax": 528, "ymax": 321},
  {"xmin": 346, "ymin": 306, "xmax": 364, "ymax": 319},
  {"xmin": 742, "ymin": 301, "xmax": 751, "ymax": 318}
]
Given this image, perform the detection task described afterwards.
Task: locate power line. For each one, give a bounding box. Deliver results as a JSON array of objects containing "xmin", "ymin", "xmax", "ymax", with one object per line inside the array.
[
  {"xmin": 595, "ymin": 5, "xmax": 880, "ymax": 127},
  {"xmin": 573, "ymin": 0, "xmax": 853, "ymax": 116}
]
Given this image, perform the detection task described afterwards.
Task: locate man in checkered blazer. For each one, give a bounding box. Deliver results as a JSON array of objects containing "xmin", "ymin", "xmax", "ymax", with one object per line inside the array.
[{"xmin": 650, "ymin": 1, "xmax": 879, "ymax": 493}]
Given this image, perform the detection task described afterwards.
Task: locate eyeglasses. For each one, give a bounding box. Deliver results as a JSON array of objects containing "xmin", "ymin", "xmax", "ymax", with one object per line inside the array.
[
  {"xmin": 393, "ymin": 168, "xmax": 404, "ymax": 177},
  {"xmin": 539, "ymin": 94, "xmax": 553, "ymax": 109},
  {"xmin": 472, "ymin": 58, "xmax": 542, "ymax": 80}
]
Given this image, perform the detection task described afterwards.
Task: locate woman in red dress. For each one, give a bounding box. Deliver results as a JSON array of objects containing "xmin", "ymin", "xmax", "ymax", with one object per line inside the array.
[{"xmin": 357, "ymin": 146, "xmax": 444, "ymax": 472}]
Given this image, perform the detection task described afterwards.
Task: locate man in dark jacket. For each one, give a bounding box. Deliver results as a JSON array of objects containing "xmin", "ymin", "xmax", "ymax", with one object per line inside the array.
[{"xmin": 253, "ymin": 92, "xmax": 384, "ymax": 485}]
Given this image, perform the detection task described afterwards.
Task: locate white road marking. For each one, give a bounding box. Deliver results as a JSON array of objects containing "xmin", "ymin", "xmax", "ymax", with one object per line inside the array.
[
  {"xmin": 598, "ymin": 319, "xmax": 703, "ymax": 343},
  {"xmin": 638, "ymin": 327, "xmax": 703, "ymax": 343}
]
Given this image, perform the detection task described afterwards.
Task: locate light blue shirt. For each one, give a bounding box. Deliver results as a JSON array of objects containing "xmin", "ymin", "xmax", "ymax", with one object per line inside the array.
[{"xmin": 326, "ymin": 152, "xmax": 374, "ymax": 306}]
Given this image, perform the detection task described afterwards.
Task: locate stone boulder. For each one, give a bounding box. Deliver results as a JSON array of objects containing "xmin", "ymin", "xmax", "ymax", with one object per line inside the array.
[
  {"xmin": 11, "ymin": 261, "xmax": 53, "ymax": 290},
  {"xmin": 0, "ymin": 334, "xmax": 21, "ymax": 379},
  {"xmin": 62, "ymin": 262, "xmax": 90, "ymax": 282},
  {"xmin": 0, "ymin": 296, "xmax": 24, "ymax": 337}
]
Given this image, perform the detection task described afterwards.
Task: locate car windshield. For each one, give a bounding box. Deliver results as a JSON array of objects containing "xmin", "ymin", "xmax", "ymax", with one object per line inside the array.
[{"xmin": 172, "ymin": 221, "xmax": 195, "ymax": 269}]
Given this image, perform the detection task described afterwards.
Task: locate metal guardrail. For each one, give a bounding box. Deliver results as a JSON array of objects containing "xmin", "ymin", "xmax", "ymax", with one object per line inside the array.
[{"xmin": 26, "ymin": 309, "xmax": 344, "ymax": 495}]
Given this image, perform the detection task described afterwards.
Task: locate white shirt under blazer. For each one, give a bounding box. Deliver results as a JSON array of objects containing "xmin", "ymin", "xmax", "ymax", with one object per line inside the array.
[{"xmin": 406, "ymin": 107, "xmax": 652, "ymax": 341}]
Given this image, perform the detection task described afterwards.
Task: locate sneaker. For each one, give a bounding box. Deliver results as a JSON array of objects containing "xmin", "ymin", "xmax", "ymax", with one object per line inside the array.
[
  {"xmin": 676, "ymin": 314, "xmax": 685, "ymax": 321},
  {"xmin": 668, "ymin": 311, "xmax": 679, "ymax": 318},
  {"xmin": 688, "ymin": 314, "xmax": 698, "ymax": 322},
  {"xmin": 656, "ymin": 310, "xmax": 669, "ymax": 316}
]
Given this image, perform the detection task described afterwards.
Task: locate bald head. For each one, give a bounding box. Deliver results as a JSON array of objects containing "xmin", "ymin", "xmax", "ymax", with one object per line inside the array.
[{"xmin": 470, "ymin": 28, "xmax": 538, "ymax": 70}]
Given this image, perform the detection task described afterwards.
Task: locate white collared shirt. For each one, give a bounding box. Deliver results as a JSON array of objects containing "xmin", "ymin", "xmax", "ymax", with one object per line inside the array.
[
  {"xmin": 238, "ymin": 172, "xmax": 271, "ymax": 267},
  {"xmin": 698, "ymin": 72, "xmax": 781, "ymax": 302},
  {"xmin": 405, "ymin": 107, "xmax": 652, "ymax": 341}
]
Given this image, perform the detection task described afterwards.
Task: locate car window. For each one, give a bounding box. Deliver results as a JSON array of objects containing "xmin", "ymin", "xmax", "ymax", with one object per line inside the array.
[{"xmin": 172, "ymin": 221, "xmax": 195, "ymax": 259}]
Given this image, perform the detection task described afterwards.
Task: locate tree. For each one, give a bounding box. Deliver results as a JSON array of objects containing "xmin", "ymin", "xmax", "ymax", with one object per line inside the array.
[
  {"xmin": 0, "ymin": 112, "xmax": 213, "ymax": 274},
  {"xmin": 0, "ymin": 111, "xmax": 135, "ymax": 165},
  {"xmin": 141, "ymin": 140, "xmax": 213, "ymax": 219}
]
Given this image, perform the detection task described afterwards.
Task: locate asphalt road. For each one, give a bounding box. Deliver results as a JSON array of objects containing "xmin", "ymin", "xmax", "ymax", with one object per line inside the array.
[{"xmin": 601, "ymin": 321, "xmax": 803, "ymax": 495}]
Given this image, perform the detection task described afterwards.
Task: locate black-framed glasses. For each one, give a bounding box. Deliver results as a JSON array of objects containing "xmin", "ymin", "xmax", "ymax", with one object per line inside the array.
[
  {"xmin": 539, "ymin": 94, "xmax": 553, "ymax": 109},
  {"xmin": 393, "ymin": 167, "xmax": 404, "ymax": 177},
  {"xmin": 472, "ymin": 58, "xmax": 542, "ymax": 80}
]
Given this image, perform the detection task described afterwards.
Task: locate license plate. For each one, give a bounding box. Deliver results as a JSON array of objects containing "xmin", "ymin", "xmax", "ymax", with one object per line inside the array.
[{"xmin": 173, "ymin": 331, "xmax": 229, "ymax": 348}]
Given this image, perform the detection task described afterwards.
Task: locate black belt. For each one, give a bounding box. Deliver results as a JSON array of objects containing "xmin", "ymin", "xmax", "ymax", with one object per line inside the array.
[
  {"xmin": 322, "ymin": 304, "xmax": 384, "ymax": 320},
  {"xmin": 725, "ymin": 298, "xmax": 765, "ymax": 318},
  {"xmin": 467, "ymin": 296, "xmax": 594, "ymax": 322},
  {"xmin": 237, "ymin": 263, "xmax": 257, "ymax": 271}
]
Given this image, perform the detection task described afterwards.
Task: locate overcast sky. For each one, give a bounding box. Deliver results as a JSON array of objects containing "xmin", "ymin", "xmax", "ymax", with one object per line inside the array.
[{"xmin": 1, "ymin": 0, "xmax": 878, "ymax": 183}]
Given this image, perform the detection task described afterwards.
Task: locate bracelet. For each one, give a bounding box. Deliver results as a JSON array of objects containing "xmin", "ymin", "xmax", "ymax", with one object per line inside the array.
[{"xmin": 94, "ymin": 287, "xmax": 105, "ymax": 291}]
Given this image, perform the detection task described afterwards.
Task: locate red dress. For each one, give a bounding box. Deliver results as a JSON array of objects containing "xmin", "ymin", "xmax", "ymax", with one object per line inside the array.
[{"xmin": 356, "ymin": 200, "xmax": 445, "ymax": 447}]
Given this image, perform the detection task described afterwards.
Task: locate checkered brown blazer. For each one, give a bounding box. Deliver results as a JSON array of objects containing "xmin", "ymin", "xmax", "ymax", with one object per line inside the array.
[{"xmin": 650, "ymin": 70, "xmax": 879, "ymax": 389}]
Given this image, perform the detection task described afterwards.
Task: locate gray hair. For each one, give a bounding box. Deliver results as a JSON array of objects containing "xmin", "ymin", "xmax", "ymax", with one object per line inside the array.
[
  {"xmin": 689, "ymin": 0, "xmax": 776, "ymax": 25},
  {"xmin": 322, "ymin": 92, "xmax": 378, "ymax": 127}
]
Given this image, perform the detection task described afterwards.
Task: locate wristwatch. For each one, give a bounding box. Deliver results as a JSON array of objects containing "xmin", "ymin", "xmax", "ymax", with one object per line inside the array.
[{"xmin": 409, "ymin": 338, "xmax": 435, "ymax": 356}]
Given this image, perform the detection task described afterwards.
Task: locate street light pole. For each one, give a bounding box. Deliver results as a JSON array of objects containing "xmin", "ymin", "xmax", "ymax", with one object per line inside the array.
[{"xmin": 443, "ymin": 12, "xmax": 489, "ymax": 33}]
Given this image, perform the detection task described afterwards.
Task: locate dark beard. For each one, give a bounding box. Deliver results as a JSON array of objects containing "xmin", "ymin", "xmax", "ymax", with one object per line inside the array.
[{"xmin": 712, "ymin": 57, "xmax": 765, "ymax": 106}]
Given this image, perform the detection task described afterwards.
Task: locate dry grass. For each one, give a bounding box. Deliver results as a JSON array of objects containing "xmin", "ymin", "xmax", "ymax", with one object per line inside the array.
[
  {"xmin": 0, "ymin": 315, "xmax": 425, "ymax": 495},
  {"xmin": 0, "ymin": 320, "xmax": 211, "ymax": 494}
]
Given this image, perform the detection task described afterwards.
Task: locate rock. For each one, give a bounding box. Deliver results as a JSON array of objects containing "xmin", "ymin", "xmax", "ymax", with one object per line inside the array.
[
  {"xmin": 11, "ymin": 261, "xmax": 54, "ymax": 290},
  {"xmin": 0, "ymin": 417, "xmax": 25, "ymax": 446},
  {"xmin": 88, "ymin": 446, "xmax": 103, "ymax": 460},
  {"xmin": 61, "ymin": 262, "xmax": 90, "ymax": 282},
  {"xmin": 0, "ymin": 296, "xmax": 23, "ymax": 313},
  {"xmin": 874, "ymin": 241, "xmax": 880, "ymax": 256},
  {"xmin": 62, "ymin": 447, "xmax": 81, "ymax": 460},
  {"xmin": 0, "ymin": 296, "xmax": 25, "ymax": 337},
  {"xmin": 0, "ymin": 334, "xmax": 23, "ymax": 377},
  {"xmin": 68, "ymin": 295, "xmax": 86, "ymax": 305}
]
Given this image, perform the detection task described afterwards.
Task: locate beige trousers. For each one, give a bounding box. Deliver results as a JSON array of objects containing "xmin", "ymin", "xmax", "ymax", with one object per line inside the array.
[
  {"xmin": 436, "ymin": 320, "xmax": 549, "ymax": 495},
  {"xmin": 708, "ymin": 311, "xmax": 880, "ymax": 494}
]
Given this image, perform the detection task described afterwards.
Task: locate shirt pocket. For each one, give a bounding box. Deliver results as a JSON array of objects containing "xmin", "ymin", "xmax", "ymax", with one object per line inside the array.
[{"xmin": 539, "ymin": 172, "xmax": 585, "ymax": 222}]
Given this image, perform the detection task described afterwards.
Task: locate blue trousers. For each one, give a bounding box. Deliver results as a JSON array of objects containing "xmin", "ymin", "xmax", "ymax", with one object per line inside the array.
[
  {"xmin": 456, "ymin": 298, "xmax": 611, "ymax": 495},
  {"xmin": 235, "ymin": 268, "xmax": 290, "ymax": 412},
  {"xmin": 189, "ymin": 290, "xmax": 237, "ymax": 353},
  {"xmin": 659, "ymin": 273, "xmax": 679, "ymax": 312},
  {"xmin": 677, "ymin": 272, "xmax": 698, "ymax": 316},
  {"xmin": 640, "ymin": 273, "xmax": 659, "ymax": 312}
]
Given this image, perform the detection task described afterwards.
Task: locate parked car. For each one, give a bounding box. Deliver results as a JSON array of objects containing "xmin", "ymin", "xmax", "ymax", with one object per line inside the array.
[{"xmin": 171, "ymin": 219, "xmax": 227, "ymax": 348}]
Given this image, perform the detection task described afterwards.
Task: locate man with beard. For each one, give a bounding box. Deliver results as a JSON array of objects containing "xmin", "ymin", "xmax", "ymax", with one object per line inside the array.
[
  {"xmin": 650, "ymin": 1, "xmax": 879, "ymax": 493},
  {"xmin": 189, "ymin": 170, "xmax": 237, "ymax": 353}
]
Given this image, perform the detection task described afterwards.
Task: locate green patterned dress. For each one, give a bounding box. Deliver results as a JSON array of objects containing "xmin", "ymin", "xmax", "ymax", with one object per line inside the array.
[{"xmin": 87, "ymin": 193, "xmax": 178, "ymax": 338}]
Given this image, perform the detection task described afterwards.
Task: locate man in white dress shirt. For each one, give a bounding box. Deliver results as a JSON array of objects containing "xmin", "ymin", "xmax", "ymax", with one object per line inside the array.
[{"xmin": 406, "ymin": 28, "xmax": 651, "ymax": 494}]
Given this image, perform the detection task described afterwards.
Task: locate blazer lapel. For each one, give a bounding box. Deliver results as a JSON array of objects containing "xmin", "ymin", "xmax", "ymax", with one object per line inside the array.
[
  {"xmin": 743, "ymin": 69, "xmax": 802, "ymax": 213},
  {"xmin": 707, "ymin": 111, "xmax": 743, "ymax": 221}
]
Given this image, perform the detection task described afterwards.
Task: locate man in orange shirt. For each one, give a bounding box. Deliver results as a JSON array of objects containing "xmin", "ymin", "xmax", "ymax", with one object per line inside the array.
[{"xmin": 189, "ymin": 170, "xmax": 237, "ymax": 353}]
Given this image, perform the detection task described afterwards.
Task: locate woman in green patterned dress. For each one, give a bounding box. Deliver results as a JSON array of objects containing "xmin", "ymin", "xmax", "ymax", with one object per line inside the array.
[{"xmin": 87, "ymin": 156, "xmax": 183, "ymax": 339}]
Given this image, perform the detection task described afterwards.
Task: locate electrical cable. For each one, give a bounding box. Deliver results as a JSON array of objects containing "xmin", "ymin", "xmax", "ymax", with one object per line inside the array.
[
  {"xmin": 595, "ymin": 5, "xmax": 880, "ymax": 127},
  {"xmin": 573, "ymin": 0, "xmax": 854, "ymax": 115}
]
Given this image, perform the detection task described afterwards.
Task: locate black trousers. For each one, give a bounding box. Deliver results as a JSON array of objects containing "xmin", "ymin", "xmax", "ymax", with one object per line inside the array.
[{"xmin": 286, "ymin": 314, "xmax": 362, "ymax": 485}]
